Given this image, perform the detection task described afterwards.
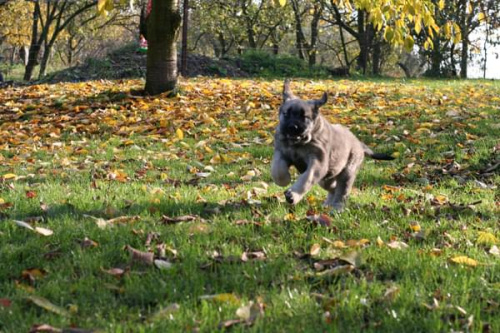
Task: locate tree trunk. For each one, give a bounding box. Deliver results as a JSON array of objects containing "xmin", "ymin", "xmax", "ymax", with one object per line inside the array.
[
  {"xmin": 145, "ymin": 0, "xmax": 182, "ymax": 95},
  {"xmin": 272, "ymin": 42, "xmax": 279, "ymax": 55},
  {"xmin": 180, "ymin": 0, "xmax": 189, "ymax": 76},
  {"xmin": 459, "ymin": 0, "xmax": 468, "ymax": 78},
  {"xmin": 291, "ymin": 0, "xmax": 305, "ymax": 60},
  {"xmin": 356, "ymin": 11, "xmax": 368, "ymax": 74},
  {"xmin": 308, "ymin": 2, "xmax": 322, "ymax": 67},
  {"xmin": 460, "ymin": 38, "xmax": 468, "ymax": 78},
  {"xmin": 372, "ymin": 32, "xmax": 381, "ymax": 75},
  {"xmin": 39, "ymin": 47, "xmax": 50, "ymax": 78},
  {"xmin": 24, "ymin": 4, "xmax": 41, "ymax": 81}
]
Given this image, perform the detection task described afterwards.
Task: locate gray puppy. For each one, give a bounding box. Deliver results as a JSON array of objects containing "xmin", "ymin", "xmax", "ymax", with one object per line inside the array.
[{"xmin": 271, "ymin": 80, "xmax": 394, "ymax": 211}]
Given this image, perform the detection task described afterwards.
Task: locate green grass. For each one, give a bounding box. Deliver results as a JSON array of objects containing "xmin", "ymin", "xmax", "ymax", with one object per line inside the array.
[{"xmin": 0, "ymin": 78, "xmax": 499, "ymax": 332}]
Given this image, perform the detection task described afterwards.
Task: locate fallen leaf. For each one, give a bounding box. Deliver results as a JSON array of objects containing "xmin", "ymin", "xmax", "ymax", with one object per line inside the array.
[
  {"xmin": 241, "ymin": 251, "xmax": 266, "ymax": 262},
  {"xmin": 101, "ymin": 267, "xmax": 126, "ymax": 277},
  {"xmin": 79, "ymin": 237, "xmax": 99, "ymax": 248},
  {"xmin": 2, "ymin": 173, "xmax": 17, "ymax": 180},
  {"xmin": 29, "ymin": 324, "xmax": 61, "ymax": 333},
  {"xmin": 489, "ymin": 245, "xmax": 500, "ymax": 257},
  {"xmin": 176, "ymin": 128, "xmax": 184, "ymax": 140},
  {"xmin": 409, "ymin": 221, "xmax": 421, "ymax": 232},
  {"xmin": 387, "ymin": 240, "xmax": 409, "ymax": 250},
  {"xmin": 236, "ymin": 300, "xmax": 264, "ymax": 322},
  {"xmin": 450, "ymin": 256, "xmax": 478, "ymax": 267},
  {"xmin": 34, "ymin": 227, "xmax": 54, "ymax": 236},
  {"xmin": 154, "ymin": 259, "xmax": 173, "ymax": 270},
  {"xmin": 477, "ymin": 232, "xmax": 498, "ymax": 246},
  {"xmin": 305, "ymin": 213, "xmax": 332, "ymax": 227},
  {"xmin": 310, "ymin": 243, "xmax": 321, "ymax": 256},
  {"xmin": 339, "ymin": 251, "xmax": 361, "ymax": 267},
  {"xmin": 0, "ymin": 298, "xmax": 12, "ymax": 307},
  {"xmin": 126, "ymin": 245, "xmax": 154, "ymax": 265},
  {"xmin": 13, "ymin": 219, "xmax": 35, "ymax": 231},
  {"xmin": 27, "ymin": 295, "xmax": 70, "ymax": 316},
  {"xmin": 22, "ymin": 268, "xmax": 47, "ymax": 282},
  {"xmin": 218, "ymin": 319, "xmax": 245, "ymax": 329},
  {"xmin": 26, "ymin": 190, "xmax": 37, "ymax": 199},
  {"xmin": 161, "ymin": 214, "xmax": 198, "ymax": 224},
  {"xmin": 13, "ymin": 220, "xmax": 53, "ymax": 236},
  {"xmin": 199, "ymin": 293, "xmax": 240, "ymax": 305}
]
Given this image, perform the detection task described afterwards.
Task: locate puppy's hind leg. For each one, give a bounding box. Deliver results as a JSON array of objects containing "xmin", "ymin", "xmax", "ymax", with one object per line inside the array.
[
  {"xmin": 271, "ymin": 151, "xmax": 291, "ymax": 187},
  {"xmin": 319, "ymin": 178, "xmax": 337, "ymax": 207},
  {"xmin": 330, "ymin": 156, "xmax": 363, "ymax": 211}
]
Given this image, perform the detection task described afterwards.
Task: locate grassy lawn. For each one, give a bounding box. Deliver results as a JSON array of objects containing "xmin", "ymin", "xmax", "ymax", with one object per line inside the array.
[{"xmin": 0, "ymin": 78, "xmax": 499, "ymax": 332}]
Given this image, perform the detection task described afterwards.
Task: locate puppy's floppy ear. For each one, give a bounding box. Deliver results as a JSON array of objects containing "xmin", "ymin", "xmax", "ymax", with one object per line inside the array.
[
  {"xmin": 283, "ymin": 79, "xmax": 298, "ymax": 102},
  {"xmin": 308, "ymin": 92, "xmax": 328, "ymax": 116}
]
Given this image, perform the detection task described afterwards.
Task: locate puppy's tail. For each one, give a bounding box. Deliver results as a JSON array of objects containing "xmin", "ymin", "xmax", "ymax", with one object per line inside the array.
[{"xmin": 362, "ymin": 143, "xmax": 395, "ymax": 160}]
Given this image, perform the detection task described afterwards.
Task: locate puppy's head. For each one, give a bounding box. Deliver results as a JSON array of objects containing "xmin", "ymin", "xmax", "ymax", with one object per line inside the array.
[{"xmin": 279, "ymin": 79, "xmax": 327, "ymax": 144}]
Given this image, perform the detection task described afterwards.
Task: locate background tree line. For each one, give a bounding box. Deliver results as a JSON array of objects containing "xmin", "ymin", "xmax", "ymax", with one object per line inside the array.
[{"xmin": 0, "ymin": 0, "xmax": 499, "ymax": 90}]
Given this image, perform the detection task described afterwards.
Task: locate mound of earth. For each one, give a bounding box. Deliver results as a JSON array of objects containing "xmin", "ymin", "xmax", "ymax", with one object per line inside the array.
[{"xmin": 47, "ymin": 44, "xmax": 249, "ymax": 83}]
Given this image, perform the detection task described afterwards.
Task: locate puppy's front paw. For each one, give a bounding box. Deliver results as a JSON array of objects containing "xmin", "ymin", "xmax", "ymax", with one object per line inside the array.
[{"xmin": 284, "ymin": 189, "xmax": 302, "ymax": 205}]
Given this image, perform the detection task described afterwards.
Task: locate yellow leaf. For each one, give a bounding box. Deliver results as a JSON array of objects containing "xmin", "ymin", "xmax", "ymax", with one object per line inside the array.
[
  {"xmin": 450, "ymin": 256, "xmax": 477, "ymax": 267},
  {"xmin": 279, "ymin": 0, "xmax": 286, "ymax": 7},
  {"xmin": 333, "ymin": 240, "xmax": 346, "ymax": 248},
  {"xmin": 199, "ymin": 293, "xmax": 239, "ymax": 304},
  {"xmin": 359, "ymin": 239, "xmax": 370, "ymax": 245},
  {"xmin": 97, "ymin": 0, "xmax": 108, "ymax": 15},
  {"xmin": 477, "ymin": 232, "xmax": 498, "ymax": 246},
  {"xmin": 409, "ymin": 221, "xmax": 421, "ymax": 232},
  {"xmin": 404, "ymin": 35, "xmax": 414, "ymax": 52},
  {"xmin": 438, "ymin": 0, "xmax": 445, "ymax": 10},
  {"xmin": 414, "ymin": 16, "xmax": 422, "ymax": 34},
  {"xmin": 2, "ymin": 173, "xmax": 16, "ymax": 180},
  {"xmin": 478, "ymin": 11, "xmax": 486, "ymax": 23},
  {"xmin": 176, "ymin": 128, "xmax": 184, "ymax": 140}
]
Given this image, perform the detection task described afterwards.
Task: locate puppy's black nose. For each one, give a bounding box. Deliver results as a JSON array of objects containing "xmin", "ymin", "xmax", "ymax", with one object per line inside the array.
[{"xmin": 287, "ymin": 124, "xmax": 300, "ymax": 134}]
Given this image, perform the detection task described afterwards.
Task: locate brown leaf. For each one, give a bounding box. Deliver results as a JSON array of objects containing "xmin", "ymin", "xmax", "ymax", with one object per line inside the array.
[
  {"xmin": 161, "ymin": 214, "xmax": 199, "ymax": 224},
  {"xmin": 218, "ymin": 319, "xmax": 245, "ymax": 329},
  {"xmin": 79, "ymin": 237, "xmax": 99, "ymax": 248},
  {"xmin": 22, "ymin": 268, "xmax": 47, "ymax": 283},
  {"xmin": 0, "ymin": 298, "xmax": 12, "ymax": 307},
  {"xmin": 126, "ymin": 245, "xmax": 154, "ymax": 265},
  {"xmin": 241, "ymin": 251, "xmax": 266, "ymax": 262},
  {"xmin": 26, "ymin": 190, "xmax": 37, "ymax": 199},
  {"xmin": 305, "ymin": 213, "xmax": 332, "ymax": 227}
]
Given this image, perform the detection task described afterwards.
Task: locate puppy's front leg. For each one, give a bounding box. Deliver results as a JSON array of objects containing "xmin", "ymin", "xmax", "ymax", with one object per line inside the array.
[
  {"xmin": 271, "ymin": 150, "xmax": 291, "ymax": 186},
  {"xmin": 285, "ymin": 160, "xmax": 325, "ymax": 204}
]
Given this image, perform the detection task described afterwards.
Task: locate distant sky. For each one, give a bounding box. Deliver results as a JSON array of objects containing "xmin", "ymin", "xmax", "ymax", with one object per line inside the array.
[{"xmin": 468, "ymin": 29, "xmax": 500, "ymax": 79}]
